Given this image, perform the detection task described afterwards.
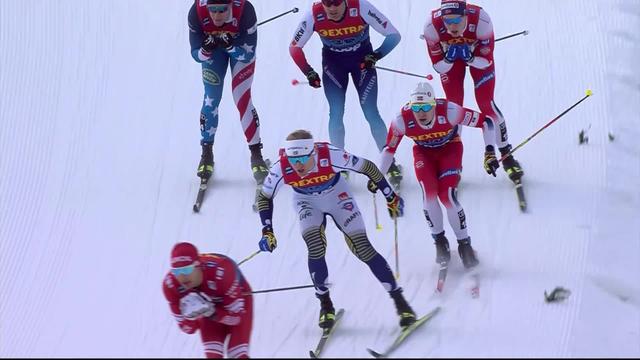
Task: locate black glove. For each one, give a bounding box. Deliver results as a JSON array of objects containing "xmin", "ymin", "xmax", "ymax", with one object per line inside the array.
[
  {"xmin": 218, "ymin": 32, "xmax": 234, "ymax": 50},
  {"xmin": 306, "ymin": 69, "xmax": 321, "ymax": 88},
  {"xmin": 367, "ymin": 180, "xmax": 378, "ymax": 194},
  {"xmin": 484, "ymin": 146, "xmax": 500, "ymax": 177},
  {"xmin": 201, "ymin": 34, "xmax": 218, "ymax": 54},
  {"xmin": 360, "ymin": 51, "xmax": 382, "ymax": 69}
]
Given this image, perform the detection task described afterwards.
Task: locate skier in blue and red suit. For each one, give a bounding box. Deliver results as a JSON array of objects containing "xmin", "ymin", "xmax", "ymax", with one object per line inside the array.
[{"xmin": 289, "ymin": 0, "xmax": 404, "ymax": 187}]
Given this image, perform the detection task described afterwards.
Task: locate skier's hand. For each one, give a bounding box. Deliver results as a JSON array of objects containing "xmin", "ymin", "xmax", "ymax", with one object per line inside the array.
[
  {"xmin": 367, "ymin": 180, "xmax": 378, "ymax": 194},
  {"xmin": 444, "ymin": 44, "xmax": 462, "ymax": 63},
  {"xmin": 259, "ymin": 226, "xmax": 277, "ymax": 252},
  {"xmin": 201, "ymin": 34, "xmax": 218, "ymax": 55},
  {"xmin": 360, "ymin": 51, "xmax": 382, "ymax": 69},
  {"xmin": 386, "ymin": 193, "xmax": 404, "ymax": 219},
  {"xmin": 218, "ymin": 32, "xmax": 234, "ymax": 50},
  {"xmin": 460, "ymin": 44, "xmax": 474, "ymax": 63},
  {"xmin": 180, "ymin": 292, "xmax": 215, "ymax": 320},
  {"xmin": 483, "ymin": 146, "xmax": 500, "ymax": 177},
  {"xmin": 305, "ymin": 69, "xmax": 321, "ymax": 88}
]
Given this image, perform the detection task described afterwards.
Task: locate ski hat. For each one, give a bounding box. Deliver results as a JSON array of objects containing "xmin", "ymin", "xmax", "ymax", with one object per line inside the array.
[
  {"xmin": 440, "ymin": 0, "xmax": 466, "ymax": 16},
  {"xmin": 171, "ymin": 242, "xmax": 199, "ymax": 268},
  {"xmin": 207, "ymin": 0, "xmax": 231, "ymax": 5},
  {"xmin": 410, "ymin": 82, "xmax": 436, "ymax": 105},
  {"xmin": 284, "ymin": 138, "xmax": 315, "ymax": 157}
]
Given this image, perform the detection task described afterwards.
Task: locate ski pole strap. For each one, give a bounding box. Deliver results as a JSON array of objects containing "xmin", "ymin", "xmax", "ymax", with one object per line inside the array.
[
  {"xmin": 257, "ymin": 7, "xmax": 299, "ymax": 27},
  {"xmin": 499, "ymin": 91, "xmax": 593, "ymax": 163},
  {"xmin": 495, "ymin": 30, "xmax": 529, "ymax": 43}
]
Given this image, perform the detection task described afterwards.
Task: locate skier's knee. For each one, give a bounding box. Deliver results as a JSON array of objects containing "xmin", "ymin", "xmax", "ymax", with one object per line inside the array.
[{"xmin": 343, "ymin": 232, "xmax": 377, "ymax": 262}]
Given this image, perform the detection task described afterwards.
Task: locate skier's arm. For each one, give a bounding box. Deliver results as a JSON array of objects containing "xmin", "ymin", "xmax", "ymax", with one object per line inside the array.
[
  {"xmin": 257, "ymin": 161, "xmax": 284, "ymax": 227},
  {"xmin": 329, "ymin": 147, "xmax": 395, "ymax": 198},
  {"xmin": 379, "ymin": 114, "xmax": 406, "ymax": 174},
  {"xmin": 289, "ymin": 11, "xmax": 316, "ymax": 74},
  {"xmin": 188, "ymin": 5, "xmax": 211, "ymax": 63},
  {"xmin": 208, "ymin": 262, "xmax": 247, "ymax": 326},
  {"xmin": 162, "ymin": 275, "xmax": 200, "ymax": 334},
  {"xmin": 226, "ymin": 2, "xmax": 258, "ymax": 61},
  {"xmin": 360, "ymin": 0, "xmax": 401, "ymax": 58},
  {"xmin": 467, "ymin": 9, "xmax": 493, "ymax": 70},
  {"xmin": 446, "ymin": 101, "xmax": 495, "ymax": 148},
  {"xmin": 423, "ymin": 18, "xmax": 453, "ymax": 74}
]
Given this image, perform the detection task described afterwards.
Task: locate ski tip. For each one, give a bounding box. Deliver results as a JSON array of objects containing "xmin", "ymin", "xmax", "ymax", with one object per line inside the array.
[{"xmin": 367, "ymin": 348, "xmax": 384, "ymax": 358}]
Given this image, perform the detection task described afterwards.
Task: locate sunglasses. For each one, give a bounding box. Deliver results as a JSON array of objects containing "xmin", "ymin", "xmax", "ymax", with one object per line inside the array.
[
  {"xmin": 443, "ymin": 16, "xmax": 464, "ymax": 25},
  {"xmin": 411, "ymin": 103, "xmax": 435, "ymax": 112},
  {"xmin": 171, "ymin": 265, "xmax": 195, "ymax": 276},
  {"xmin": 321, "ymin": 0, "xmax": 343, "ymax": 7},
  {"xmin": 207, "ymin": 4, "xmax": 229, "ymax": 13},
  {"xmin": 288, "ymin": 153, "xmax": 313, "ymax": 165}
]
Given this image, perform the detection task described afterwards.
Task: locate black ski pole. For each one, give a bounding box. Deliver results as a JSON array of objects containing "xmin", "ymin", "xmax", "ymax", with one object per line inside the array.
[
  {"xmin": 257, "ymin": 7, "xmax": 299, "ymax": 27},
  {"xmin": 244, "ymin": 283, "xmax": 321, "ymax": 295},
  {"xmin": 495, "ymin": 30, "xmax": 529, "ymax": 43},
  {"xmin": 499, "ymin": 90, "xmax": 593, "ymax": 163}
]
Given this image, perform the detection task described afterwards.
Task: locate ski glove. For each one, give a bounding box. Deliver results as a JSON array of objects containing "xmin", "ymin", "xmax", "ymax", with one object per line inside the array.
[
  {"xmin": 483, "ymin": 146, "xmax": 500, "ymax": 177},
  {"xmin": 444, "ymin": 44, "xmax": 462, "ymax": 63},
  {"xmin": 180, "ymin": 292, "xmax": 215, "ymax": 320},
  {"xmin": 366, "ymin": 179, "xmax": 378, "ymax": 194},
  {"xmin": 259, "ymin": 226, "xmax": 277, "ymax": 252},
  {"xmin": 361, "ymin": 51, "xmax": 382, "ymax": 69},
  {"xmin": 305, "ymin": 69, "xmax": 322, "ymax": 88},
  {"xmin": 460, "ymin": 44, "xmax": 474, "ymax": 63},
  {"xmin": 386, "ymin": 193, "xmax": 404, "ymax": 218},
  {"xmin": 201, "ymin": 35, "xmax": 218, "ymax": 55},
  {"xmin": 218, "ymin": 32, "xmax": 234, "ymax": 50}
]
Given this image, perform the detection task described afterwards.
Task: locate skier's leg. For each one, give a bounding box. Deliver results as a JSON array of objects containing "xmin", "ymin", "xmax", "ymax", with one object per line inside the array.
[{"xmin": 322, "ymin": 59, "xmax": 350, "ymax": 150}]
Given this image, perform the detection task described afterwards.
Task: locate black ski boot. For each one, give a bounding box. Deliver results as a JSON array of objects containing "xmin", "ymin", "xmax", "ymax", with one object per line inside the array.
[
  {"xmin": 316, "ymin": 292, "xmax": 336, "ymax": 329},
  {"xmin": 249, "ymin": 143, "xmax": 269, "ymax": 185},
  {"xmin": 389, "ymin": 288, "xmax": 416, "ymax": 328},
  {"xmin": 387, "ymin": 161, "xmax": 403, "ymax": 190},
  {"xmin": 499, "ymin": 145, "xmax": 524, "ymax": 183},
  {"xmin": 432, "ymin": 231, "xmax": 451, "ymax": 264},
  {"xmin": 457, "ymin": 237, "xmax": 479, "ymax": 269},
  {"xmin": 197, "ymin": 143, "xmax": 214, "ymax": 180}
]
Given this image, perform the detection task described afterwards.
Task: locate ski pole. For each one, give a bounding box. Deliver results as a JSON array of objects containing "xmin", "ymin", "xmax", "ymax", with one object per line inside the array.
[
  {"xmin": 496, "ymin": 30, "xmax": 529, "ymax": 43},
  {"xmin": 374, "ymin": 66, "xmax": 434, "ymax": 81},
  {"xmin": 291, "ymin": 79, "xmax": 309, "ymax": 86},
  {"xmin": 373, "ymin": 194, "xmax": 382, "ymax": 230},
  {"xmin": 257, "ymin": 7, "xmax": 299, "ymax": 27},
  {"xmin": 238, "ymin": 250, "xmax": 261, "ymax": 266},
  {"xmin": 393, "ymin": 216, "xmax": 400, "ymax": 279},
  {"xmin": 499, "ymin": 89, "xmax": 593, "ymax": 163},
  {"xmin": 244, "ymin": 283, "xmax": 321, "ymax": 295}
]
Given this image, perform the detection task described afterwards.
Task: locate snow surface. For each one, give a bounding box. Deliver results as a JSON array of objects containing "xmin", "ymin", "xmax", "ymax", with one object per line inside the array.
[{"xmin": 1, "ymin": 0, "xmax": 638, "ymax": 357}]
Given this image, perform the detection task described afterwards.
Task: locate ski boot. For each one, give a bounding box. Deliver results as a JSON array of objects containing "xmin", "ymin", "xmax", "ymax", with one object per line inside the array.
[
  {"xmin": 499, "ymin": 145, "xmax": 524, "ymax": 183},
  {"xmin": 432, "ymin": 231, "xmax": 451, "ymax": 264},
  {"xmin": 389, "ymin": 288, "xmax": 416, "ymax": 329},
  {"xmin": 316, "ymin": 292, "xmax": 336, "ymax": 329},
  {"xmin": 197, "ymin": 143, "xmax": 214, "ymax": 180},
  {"xmin": 249, "ymin": 143, "xmax": 269, "ymax": 185},
  {"xmin": 387, "ymin": 161, "xmax": 403, "ymax": 191},
  {"xmin": 457, "ymin": 237, "xmax": 479, "ymax": 269}
]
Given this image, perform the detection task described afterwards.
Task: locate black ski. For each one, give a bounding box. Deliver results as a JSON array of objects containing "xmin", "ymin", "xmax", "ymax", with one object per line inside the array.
[
  {"xmin": 514, "ymin": 179, "xmax": 527, "ymax": 212},
  {"xmin": 366, "ymin": 306, "xmax": 441, "ymax": 358},
  {"xmin": 309, "ymin": 308, "xmax": 345, "ymax": 358},
  {"xmin": 193, "ymin": 177, "xmax": 209, "ymax": 213}
]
